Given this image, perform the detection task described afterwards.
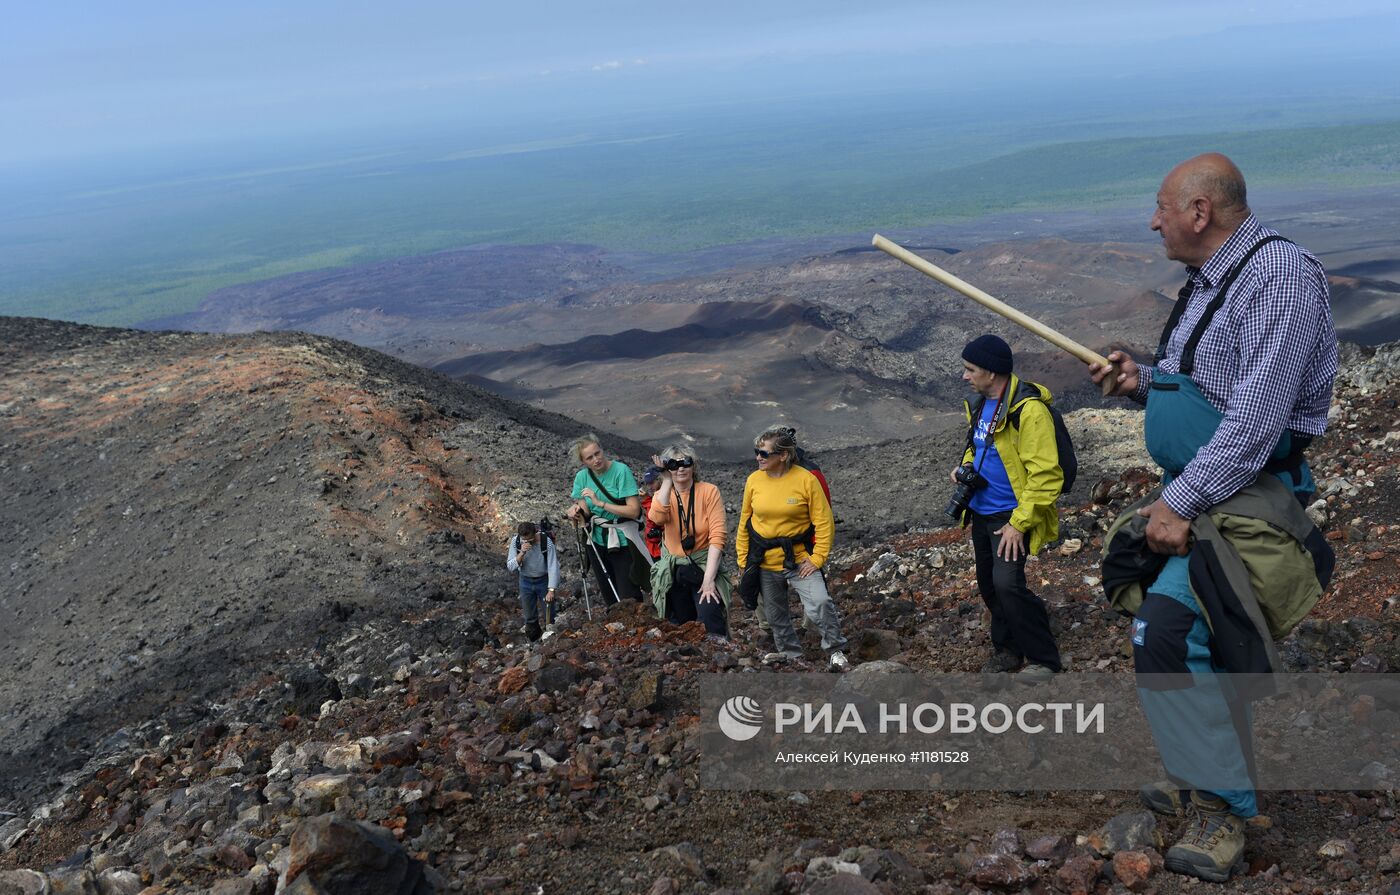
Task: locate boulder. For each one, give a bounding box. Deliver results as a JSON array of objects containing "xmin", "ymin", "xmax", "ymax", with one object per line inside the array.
[
  {"xmin": 804, "ymin": 857, "xmax": 862, "ymax": 881},
  {"xmin": 965, "ymin": 854, "xmax": 1034, "ymax": 889},
  {"xmin": 840, "ymin": 660, "xmax": 911, "ymax": 687},
  {"xmin": 497, "ymin": 667, "xmax": 528, "ymax": 695},
  {"xmin": 1087, "ymin": 810, "xmax": 1160, "ymax": 856},
  {"xmin": 95, "ymin": 869, "xmax": 143, "ymax": 895},
  {"xmin": 292, "ymin": 775, "xmax": 355, "ymax": 815},
  {"xmin": 1111, "ymin": 851, "xmax": 1155, "ymax": 891},
  {"xmin": 1024, "ymin": 834, "xmax": 1067, "ymax": 861},
  {"xmin": 533, "ymin": 661, "xmax": 579, "ymax": 694},
  {"xmin": 845, "ymin": 847, "xmax": 919, "ymax": 884},
  {"xmin": 625, "ymin": 670, "xmax": 665, "ymax": 711},
  {"xmin": 852, "ymin": 629, "xmax": 901, "ymax": 662},
  {"xmin": 323, "ymin": 743, "xmax": 367, "ymax": 772},
  {"xmin": 283, "ymin": 666, "xmax": 341, "ymax": 718},
  {"xmin": 0, "ymin": 871, "xmax": 49, "ymax": 895},
  {"xmin": 987, "ymin": 829, "xmax": 1021, "ymax": 856},
  {"xmin": 285, "ymin": 813, "xmax": 438, "ymax": 895},
  {"xmin": 0, "ymin": 818, "xmax": 28, "ymax": 852},
  {"xmin": 1056, "ymin": 854, "xmax": 1103, "ymax": 895},
  {"xmin": 803, "ymin": 874, "xmax": 882, "ymax": 895},
  {"xmin": 47, "ymin": 868, "xmax": 98, "ymax": 895}
]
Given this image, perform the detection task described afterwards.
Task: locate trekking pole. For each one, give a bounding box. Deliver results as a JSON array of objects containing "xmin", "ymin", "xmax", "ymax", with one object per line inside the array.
[
  {"xmin": 571, "ymin": 521, "xmax": 595, "ymax": 620},
  {"xmin": 586, "ymin": 524, "xmax": 623, "ymax": 605},
  {"xmin": 871, "ymin": 234, "xmax": 1120, "ymax": 394}
]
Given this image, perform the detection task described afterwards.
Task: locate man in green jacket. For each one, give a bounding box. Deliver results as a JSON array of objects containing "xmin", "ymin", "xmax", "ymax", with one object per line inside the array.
[{"xmin": 953, "ymin": 335, "xmax": 1064, "ymax": 683}]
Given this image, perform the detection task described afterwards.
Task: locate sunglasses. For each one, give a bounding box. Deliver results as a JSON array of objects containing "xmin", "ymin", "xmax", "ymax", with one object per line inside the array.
[
  {"xmin": 753, "ymin": 448, "xmax": 784, "ymax": 459},
  {"xmin": 663, "ymin": 456, "xmax": 694, "ymax": 470}
]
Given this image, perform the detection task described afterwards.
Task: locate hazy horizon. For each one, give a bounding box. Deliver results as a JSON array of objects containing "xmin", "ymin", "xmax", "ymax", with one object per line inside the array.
[
  {"xmin": 6, "ymin": 3, "xmax": 1399, "ymax": 167},
  {"xmin": 3, "ymin": 3, "xmax": 1400, "ymax": 325}
]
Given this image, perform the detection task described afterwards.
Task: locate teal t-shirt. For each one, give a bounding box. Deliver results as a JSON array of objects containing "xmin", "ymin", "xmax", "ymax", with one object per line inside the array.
[{"xmin": 572, "ymin": 461, "xmax": 639, "ymax": 545}]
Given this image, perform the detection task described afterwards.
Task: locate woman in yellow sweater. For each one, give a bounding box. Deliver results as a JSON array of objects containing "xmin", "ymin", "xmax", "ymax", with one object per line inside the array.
[
  {"xmin": 736, "ymin": 426, "xmax": 848, "ymax": 670},
  {"xmin": 647, "ymin": 445, "xmax": 730, "ymax": 637}
]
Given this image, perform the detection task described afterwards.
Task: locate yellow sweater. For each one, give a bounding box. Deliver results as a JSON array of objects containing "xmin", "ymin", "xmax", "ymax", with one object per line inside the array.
[{"xmin": 736, "ymin": 466, "xmax": 834, "ymax": 571}]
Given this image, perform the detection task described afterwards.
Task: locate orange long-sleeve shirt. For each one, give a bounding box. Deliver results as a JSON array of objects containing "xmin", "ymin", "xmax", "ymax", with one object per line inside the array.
[{"xmin": 647, "ymin": 480, "xmax": 726, "ymax": 557}]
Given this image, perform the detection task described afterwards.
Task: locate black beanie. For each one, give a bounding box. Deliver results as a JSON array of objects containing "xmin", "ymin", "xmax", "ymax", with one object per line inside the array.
[{"xmin": 962, "ymin": 334, "xmax": 1013, "ymax": 374}]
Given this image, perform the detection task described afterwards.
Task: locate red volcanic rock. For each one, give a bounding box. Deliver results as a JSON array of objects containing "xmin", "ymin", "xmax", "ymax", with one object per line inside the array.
[{"xmin": 497, "ymin": 666, "xmax": 528, "ymax": 695}]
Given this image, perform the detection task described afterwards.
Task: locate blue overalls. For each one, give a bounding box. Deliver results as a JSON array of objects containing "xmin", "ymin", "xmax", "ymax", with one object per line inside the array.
[
  {"xmin": 1133, "ymin": 236, "xmax": 1315, "ymax": 818},
  {"xmin": 1136, "ymin": 372, "xmax": 1312, "ymax": 817}
]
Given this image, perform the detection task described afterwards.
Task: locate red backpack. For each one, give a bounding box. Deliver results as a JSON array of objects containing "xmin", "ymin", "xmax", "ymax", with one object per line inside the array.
[{"xmin": 794, "ymin": 447, "xmax": 832, "ymax": 509}]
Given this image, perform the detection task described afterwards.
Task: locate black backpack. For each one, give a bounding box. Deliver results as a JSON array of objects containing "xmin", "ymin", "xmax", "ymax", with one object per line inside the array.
[{"xmin": 969, "ymin": 381, "xmax": 1077, "ymax": 495}]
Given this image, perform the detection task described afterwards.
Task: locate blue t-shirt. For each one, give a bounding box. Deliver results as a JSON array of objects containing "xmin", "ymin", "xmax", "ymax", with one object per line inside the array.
[
  {"xmin": 968, "ymin": 398, "xmax": 1018, "ymax": 515},
  {"xmin": 572, "ymin": 460, "xmax": 639, "ymax": 545}
]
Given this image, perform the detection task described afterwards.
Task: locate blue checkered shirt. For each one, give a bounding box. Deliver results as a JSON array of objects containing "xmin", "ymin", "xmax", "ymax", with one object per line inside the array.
[{"xmin": 1131, "ymin": 214, "xmax": 1338, "ymax": 519}]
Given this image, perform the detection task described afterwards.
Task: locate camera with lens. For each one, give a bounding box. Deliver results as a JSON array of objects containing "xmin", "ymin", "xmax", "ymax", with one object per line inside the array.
[
  {"xmin": 646, "ymin": 523, "xmax": 663, "ymax": 541},
  {"xmin": 943, "ymin": 463, "xmax": 987, "ymax": 521},
  {"xmin": 538, "ymin": 517, "xmax": 553, "ymax": 538},
  {"xmin": 680, "ymin": 534, "xmax": 696, "ymax": 552}
]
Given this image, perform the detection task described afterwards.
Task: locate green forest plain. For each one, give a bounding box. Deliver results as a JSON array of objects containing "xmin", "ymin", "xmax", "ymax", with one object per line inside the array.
[{"xmin": 4, "ymin": 92, "xmax": 1400, "ymax": 327}]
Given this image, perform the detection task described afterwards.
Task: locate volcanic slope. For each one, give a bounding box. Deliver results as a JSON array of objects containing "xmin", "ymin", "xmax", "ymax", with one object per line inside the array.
[
  {"xmin": 429, "ymin": 239, "xmax": 1185, "ymax": 453},
  {"xmin": 2, "ymin": 319, "xmax": 1398, "ymax": 894},
  {"xmin": 145, "ymin": 225, "xmax": 1400, "ymax": 456},
  {"xmin": 0, "ymin": 316, "xmax": 662, "ymax": 804}
]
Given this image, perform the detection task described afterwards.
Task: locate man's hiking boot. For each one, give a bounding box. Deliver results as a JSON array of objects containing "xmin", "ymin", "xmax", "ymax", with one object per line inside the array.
[
  {"xmin": 524, "ymin": 621, "xmax": 543, "ymax": 642},
  {"xmin": 980, "ymin": 649, "xmax": 1025, "ymax": 673},
  {"xmin": 762, "ymin": 651, "xmax": 803, "ymax": 665},
  {"xmin": 1140, "ymin": 780, "xmax": 1187, "ymax": 816},
  {"xmin": 828, "ymin": 650, "xmax": 850, "ymax": 672},
  {"xmin": 1016, "ymin": 663, "xmax": 1056, "ymax": 685},
  {"xmin": 1164, "ymin": 791, "xmax": 1246, "ymax": 883}
]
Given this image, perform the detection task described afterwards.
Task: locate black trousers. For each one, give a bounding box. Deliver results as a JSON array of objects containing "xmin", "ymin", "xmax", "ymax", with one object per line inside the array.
[
  {"xmin": 664, "ymin": 578, "xmax": 728, "ymax": 637},
  {"xmin": 969, "ymin": 509, "xmax": 1062, "ymax": 671},
  {"xmin": 588, "ymin": 543, "xmax": 642, "ymax": 603}
]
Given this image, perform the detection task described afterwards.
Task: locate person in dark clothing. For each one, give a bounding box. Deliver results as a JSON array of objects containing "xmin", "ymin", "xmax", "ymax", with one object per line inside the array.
[{"xmin": 954, "ymin": 334, "xmax": 1064, "ymax": 683}]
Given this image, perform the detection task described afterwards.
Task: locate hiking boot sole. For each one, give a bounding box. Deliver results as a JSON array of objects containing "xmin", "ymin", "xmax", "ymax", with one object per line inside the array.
[
  {"xmin": 762, "ymin": 653, "xmax": 803, "ymax": 665},
  {"xmin": 979, "ymin": 659, "xmax": 1025, "ymax": 673},
  {"xmin": 1015, "ymin": 665, "xmax": 1056, "ymax": 685},
  {"xmin": 1163, "ymin": 854, "xmax": 1241, "ymax": 884}
]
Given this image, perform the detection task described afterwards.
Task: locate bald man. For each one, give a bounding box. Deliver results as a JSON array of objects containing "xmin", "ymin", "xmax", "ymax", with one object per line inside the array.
[{"xmin": 1091, "ymin": 153, "xmax": 1338, "ymax": 882}]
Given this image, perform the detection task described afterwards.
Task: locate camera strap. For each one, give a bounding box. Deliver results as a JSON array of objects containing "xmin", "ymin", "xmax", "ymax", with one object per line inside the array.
[
  {"xmin": 966, "ymin": 387, "xmax": 1008, "ymax": 476},
  {"xmin": 586, "ymin": 467, "xmax": 639, "ymax": 522},
  {"xmin": 674, "ymin": 485, "xmax": 697, "ymax": 542},
  {"xmin": 586, "ymin": 468, "xmax": 618, "ymax": 504}
]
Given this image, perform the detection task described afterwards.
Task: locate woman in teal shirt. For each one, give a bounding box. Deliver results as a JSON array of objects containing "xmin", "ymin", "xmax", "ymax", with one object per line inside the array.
[{"xmin": 565, "ymin": 433, "xmax": 643, "ymax": 603}]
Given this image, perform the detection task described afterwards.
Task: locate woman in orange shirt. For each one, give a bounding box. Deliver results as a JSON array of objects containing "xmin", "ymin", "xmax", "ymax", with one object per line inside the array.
[{"xmin": 647, "ymin": 446, "xmax": 730, "ymax": 637}]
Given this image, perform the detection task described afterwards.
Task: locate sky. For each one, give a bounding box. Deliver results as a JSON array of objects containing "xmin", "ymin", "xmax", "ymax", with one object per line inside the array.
[{"xmin": 4, "ymin": 1, "xmax": 1398, "ymax": 167}]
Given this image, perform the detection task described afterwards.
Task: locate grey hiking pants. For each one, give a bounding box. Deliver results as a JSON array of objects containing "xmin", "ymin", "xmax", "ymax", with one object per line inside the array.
[{"xmin": 761, "ymin": 567, "xmax": 847, "ymax": 655}]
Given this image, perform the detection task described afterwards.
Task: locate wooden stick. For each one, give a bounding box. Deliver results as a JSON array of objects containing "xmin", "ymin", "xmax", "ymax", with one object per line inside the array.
[{"xmin": 872, "ymin": 234, "xmax": 1118, "ymax": 395}]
